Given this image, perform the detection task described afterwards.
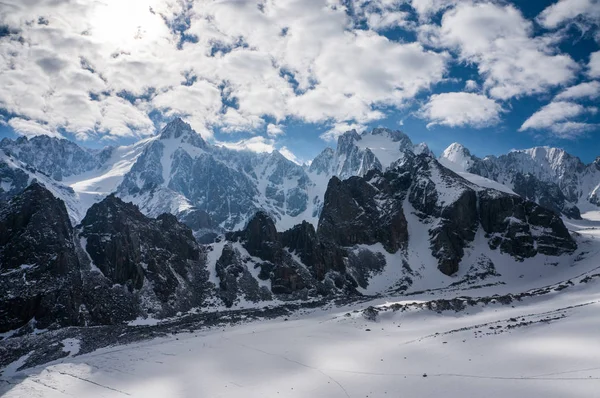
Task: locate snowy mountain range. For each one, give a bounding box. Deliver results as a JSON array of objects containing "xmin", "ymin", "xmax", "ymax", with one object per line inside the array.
[
  {"xmin": 2, "ymin": 118, "xmax": 600, "ymax": 379},
  {"xmin": 0, "ymin": 119, "xmax": 438, "ymax": 234},
  {"xmin": 6, "ymin": 117, "xmax": 596, "ymax": 234},
  {"xmin": 439, "ymin": 142, "xmax": 600, "ymax": 219}
]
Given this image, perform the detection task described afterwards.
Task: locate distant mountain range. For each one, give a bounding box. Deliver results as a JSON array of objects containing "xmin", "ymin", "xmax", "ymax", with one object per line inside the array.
[
  {"xmin": 0, "ymin": 118, "xmax": 595, "ymax": 333},
  {"xmin": 2, "ymin": 117, "xmax": 597, "ymax": 233}
]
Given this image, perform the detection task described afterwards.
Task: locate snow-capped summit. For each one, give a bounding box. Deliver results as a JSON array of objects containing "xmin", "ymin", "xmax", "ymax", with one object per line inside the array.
[
  {"xmin": 439, "ymin": 142, "xmax": 600, "ymax": 218},
  {"xmin": 330, "ymin": 127, "xmax": 423, "ymax": 179},
  {"xmin": 439, "ymin": 142, "xmax": 476, "ymax": 173},
  {"xmin": 0, "ymin": 135, "xmax": 112, "ymax": 181},
  {"xmin": 159, "ymin": 117, "xmax": 208, "ymax": 149}
]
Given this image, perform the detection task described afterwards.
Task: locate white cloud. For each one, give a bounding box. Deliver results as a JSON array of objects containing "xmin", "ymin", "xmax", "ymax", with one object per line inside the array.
[
  {"xmin": 548, "ymin": 121, "xmax": 598, "ymax": 139},
  {"xmin": 0, "ymin": 0, "xmax": 451, "ymax": 143},
  {"xmin": 8, "ymin": 118, "xmax": 63, "ymax": 138},
  {"xmin": 464, "ymin": 79, "xmax": 478, "ymax": 91},
  {"xmin": 410, "ymin": 0, "xmax": 459, "ymax": 21},
  {"xmin": 432, "ymin": 2, "xmax": 578, "ymax": 100},
  {"xmin": 152, "ymin": 81, "xmax": 222, "ymax": 139},
  {"xmin": 278, "ymin": 146, "xmax": 303, "ymax": 165},
  {"xmin": 537, "ymin": 0, "xmax": 600, "ymax": 41},
  {"xmin": 266, "ymin": 123, "xmax": 285, "ymax": 137},
  {"xmin": 589, "ymin": 51, "xmax": 600, "ymax": 78},
  {"xmin": 216, "ymin": 136, "xmax": 275, "ymax": 153},
  {"xmin": 555, "ymin": 81, "xmax": 600, "ymax": 100},
  {"xmin": 319, "ymin": 122, "xmax": 365, "ymax": 142},
  {"xmin": 418, "ymin": 92, "xmax": 503, "ymax": 128},
  {"xmin": 519, "ymin": 101, "xmax": 598, "ymax": 136}
]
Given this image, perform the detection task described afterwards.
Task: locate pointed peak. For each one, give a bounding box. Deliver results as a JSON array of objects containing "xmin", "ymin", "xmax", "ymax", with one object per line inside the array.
[
  {"xmin": 414, "ymin": 142, "xmax": 433, "ymax": 157},
  {"xmin": 160, "ymin": 118, "xmax": 193, "ymax": 139},
  {"xmin": 442, "ymin": 142, "xmax": 470, "ymax": 156},
  {"xmin": 365, "ymin": 127, "xmax": 410, "ymax": 144},
  {"xmin": 159, "ymin": 118, "xmax": 207, "ymax": 148}
]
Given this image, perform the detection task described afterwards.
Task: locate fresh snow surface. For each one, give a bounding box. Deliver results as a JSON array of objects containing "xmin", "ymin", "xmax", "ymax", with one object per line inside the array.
[
  {"xmin": 354, "ymin": 133, "xmax": 404, "ymax": 170},
  {"xmin": 438, "ymin": 151, "xmax": 515, "ymax": 195},
  {"xmin": 455, "ymin": 171, "xmax": 515, "ymax": 194},
  {"xmin": 2, "ymin": 191, "xmax": 600, "ymax": 398},
  {"xmin": 62, "ymin": 137, "xmax": 153, "ymax": 218},
  {"xmin": 3, "ymin": 268, "xmax": 600, "ymax": 397},
  {"xmin": 60, "ymin": 339, "xmax": 80, "ymax": 357}
]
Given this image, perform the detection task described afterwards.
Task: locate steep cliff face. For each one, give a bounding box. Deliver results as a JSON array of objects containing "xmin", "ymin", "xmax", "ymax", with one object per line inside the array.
[
  {"xmin": 439, "ymin": 143, "xmax": 600, "ymax": 217},
  {"xmin": 317, "ymin": 153, "xmax": 577, "ymax": 276},
  {"xmin": 79, "ymin": 195, "xmax": 212, "ymax": 318},
  {"xmin": 0, "ymin": 135, "xmax": 110, "ymax": 181},
  {"xmin": 117, "ymin": 118, "xmax": 315, "ymax": 231},
  {"xmin": 0, "ymin": 183, "xmax": 83, "ymax": 332}
]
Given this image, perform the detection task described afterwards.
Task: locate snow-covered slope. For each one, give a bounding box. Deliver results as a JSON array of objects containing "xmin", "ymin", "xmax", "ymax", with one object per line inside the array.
[
  {"xmin": 440, "ymin": 143, "xmax": 600, "ymax": 218},
  {"xmin": 116, "ymin": 119, "xmax": 320, "ymax": 231},
  {"xmin": 0, "ymin": 151, "xmax": 83, "ymax": 223},
  {"xmin": 3, "ymin": 218, "xmax": 600, "ymax": 398},
  {"xmin": 0, "ymin": 135, "xmax": 111, "ymax": 181}
]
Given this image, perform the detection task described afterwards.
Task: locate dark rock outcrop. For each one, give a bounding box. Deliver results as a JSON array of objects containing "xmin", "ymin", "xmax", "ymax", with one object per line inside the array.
[
  {"xmin": 318, "ymin": 175, "xmax": 408, "ymax": 253},
  {"xmin": 79, "ymin": 195, "xmax": 211, "ymax": 318},
  {"xmin": 0, "ymin": 183, "xmax": 83, "ymax": 332},
  {"xmin": 512, "ymin": 173, "xmax": 581, "ymax": 219},
  {"xmin": 215, "ymin": 243, "xmax": 271, "ymax": 307},
  {"xmin": 317, "ymin": 153, "xmax": 577, "ymax": 276}
]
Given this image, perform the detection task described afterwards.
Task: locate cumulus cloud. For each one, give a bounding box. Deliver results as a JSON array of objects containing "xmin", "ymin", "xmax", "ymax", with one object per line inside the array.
[
  {"xmin": 266, "ymin": 123, "xmax": 285, "ymax": 137},
  {"xmin": 590, "ymin": 51, "xmax": 600, "ymax": 78},
  {"xmin": 0, "ymin": 0, "xmax": 452, "ymax": 142},
  {"xmin": 8, "ymin": 118, "xmax": 62, "ymax": 138},
  {"xmin": 548, "ymin": 121, "xmax": 598, "ymax": 139},
  {"xmin": 519, "ymin": 101, "xmax": 598, "ymax": 136},
  {"xmin": 410, "ymin": 0, "xmax": 459, "ymax": 21},
  {"xmin": 418, "ymin": 92, "xmax": 503, "ymax": 128},
  {"xmin": 464, "ymin": 79, "xmax": 478, "ymax": 91},
  {"xmin": 555, "ymin": 81, "xmax": 600, "ymax": 100},
  {"xmin": 216, "ymin": 136, "xmax": 275, "ymax": 153},
  {"xmin": 429, "ymin": 2, "xmax": 578, "ymax": 99},
  {"xmin": 537, "ymin": 0, "xmax": 600, "ymax": 42},
  {"xmin": 0, "ymin": 0, "xmax": 595, "ymax": 146}
]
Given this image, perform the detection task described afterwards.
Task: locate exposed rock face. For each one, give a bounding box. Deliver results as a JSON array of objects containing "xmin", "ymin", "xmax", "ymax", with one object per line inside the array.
[
  {"xmin": 225, "ymin": 212, "xmax": 317, "ymax": 297},
  {"xmin": 318, "ymin": 175, "xmax": 408, "ymax": 253},
  {"xmin": 317, "ymin": 153, "xmax": 577, "ymax": 276},
  {"xmin": 439, "ymin": 143, "xmax": 600, "ymax": 217},
  {"xmin": 0, "ymin": 135, "xmax": 110, "ymax": 181},
  {"xmin": 79, "ymin": 195, "xmax": 211, "ymax": 318},
  {"xmin": 215, "ymin": 243, "xmax": 272, "ymax": 307},
  {"xmin": 221, "ymin": 210, "xmax": 384, "ymax": 303},
  {"xmin": 0, "ymin": 183, "xmax": 83, "ymax": 332},
  {"xmin": 0, "ymin": 157, "xmax": 30, "ymax": 202},
  {"xmin": 512, "ymin": 173, "xmax": 581, "ymax": 219},
  {"xmin": 280, "ymin": 221, "xmax": 345, "ymax": 280},
  {"xmin": 117, "ymin": 118, "xmax": 314, "ymax": 230},
  {"xmin": 310, "ymin": 127, "xmax": 428, "ymax": 180},
  {"xmin": 479, "ymin": 190, "xmax": 576, "ymax": 258}
]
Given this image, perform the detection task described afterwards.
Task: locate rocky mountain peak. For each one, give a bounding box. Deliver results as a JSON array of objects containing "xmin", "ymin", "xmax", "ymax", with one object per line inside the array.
[
  {"xmin": 439, "ymin": 142, "xmax": 477, "ymax": 172},
  {"xmin": 369, "ymin": 127, "xmax": 412, "ymax": 145},
  {"xmin": 159, "ymin": 118, "xmax": 207, "ymax": 149},
  {"xmin": 0, "ymin": 182, "xmax": 82, "ymax": 332},
  {"xmin": 228, "ymin": 210, "xmax": 281, "ymax": 262},
  {"xmin": 0, "ymin": 135, "xmax": 107, "ymax": 181},
  {"xmin": 336, "ymin": 129, "xmax": 362, "ymax": 152}
]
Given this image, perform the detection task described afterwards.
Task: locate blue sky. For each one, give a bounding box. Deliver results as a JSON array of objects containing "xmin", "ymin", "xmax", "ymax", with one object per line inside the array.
[{"xmin": 0, "ymin": 0, "xmax": 599, "ymax": 163}]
